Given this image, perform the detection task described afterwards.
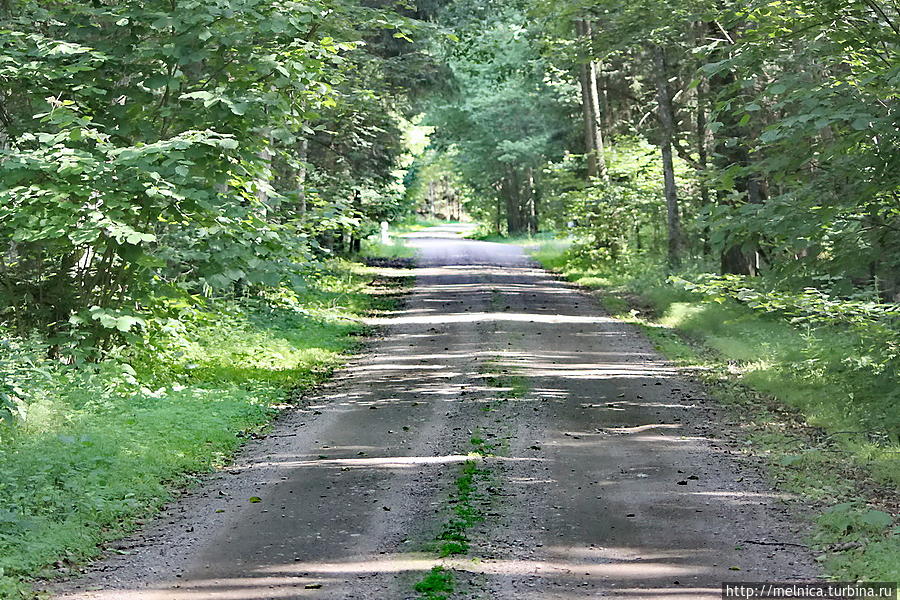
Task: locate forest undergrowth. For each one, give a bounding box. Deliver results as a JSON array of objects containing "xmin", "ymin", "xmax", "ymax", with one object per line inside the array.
[{"xmin": 0, "ymin": 257, "xmax": 407, "ymax": 599}]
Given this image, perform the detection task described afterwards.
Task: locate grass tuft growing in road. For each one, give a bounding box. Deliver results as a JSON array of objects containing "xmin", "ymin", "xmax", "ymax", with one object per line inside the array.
[
  {"xmin": 480, "ymin": 355, "xmax": 528, "ymax": 399},
  {"xmin": 414, "ymin": 566, "xmax": 454, "ymax": 600},
  {"xmin": 436, "ymin": 460, "xmax": 486, "ymax": 557},
  {"xmin": 413, "ymin": 427, "xmax": 501, "ymax": 599}
]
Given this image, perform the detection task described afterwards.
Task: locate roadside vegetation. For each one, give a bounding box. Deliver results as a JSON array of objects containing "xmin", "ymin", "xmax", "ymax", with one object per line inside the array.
[
  {"xmin": 1, "ymin": 0, "xmax": 430, "ymax": 595},
  {"xmin": 0, "ymin": 260, "xmax": 403, "ymax": 598}
]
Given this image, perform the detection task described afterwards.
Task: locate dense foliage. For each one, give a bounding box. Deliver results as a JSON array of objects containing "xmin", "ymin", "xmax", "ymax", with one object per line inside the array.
[
  {"xmin": 410, "ymin": 0, "xmax": 899, "ymax": 295},
  {"xmin": 0, "ymin": 0, "xmax": 433, "ymax": 356},
  {"xmin": 1, "ymin": 0, "xmax": 898, "ymax": 591}
]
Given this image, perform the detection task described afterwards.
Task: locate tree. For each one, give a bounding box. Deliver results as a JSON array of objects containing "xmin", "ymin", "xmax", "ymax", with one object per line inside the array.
[
  {"xmin": 0, "ymin": 0, "xmax": 433, "ymax": 345},
  {"xmin": 422, "ymin": 0, "xmax": 572, "ymax": 235}
]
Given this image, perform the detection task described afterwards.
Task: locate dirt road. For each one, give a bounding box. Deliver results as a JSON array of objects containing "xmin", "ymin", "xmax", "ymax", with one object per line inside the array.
[{"xmin": 55, "ymin": 228, "xmax": 818, "ymax": 599}]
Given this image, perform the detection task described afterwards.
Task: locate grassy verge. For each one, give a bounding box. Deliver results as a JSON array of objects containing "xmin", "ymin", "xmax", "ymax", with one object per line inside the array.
[
  {"xmin": 0, "ymin": 259, "xmax": 406, "ymax": 599},
  {"xmin": 360, "ymin": 237, "xmax": 416, "ymax": 260},
  {"xmin": 527, "ymin": 242, "xmax": 898, "ymax": 582},
  {"xmin": 390, "ymin": 217, "xmax": 466, "ymax": 233}
]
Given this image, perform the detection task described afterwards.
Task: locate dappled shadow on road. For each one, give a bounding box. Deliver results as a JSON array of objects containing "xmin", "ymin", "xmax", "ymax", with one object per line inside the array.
[
  {"xmin": 69, "ymin": 549, "xmax": 723, "ymax": 599},
  {"xmin": 54, "ymin": 236, "xmax": 816, "ymax": 600}
]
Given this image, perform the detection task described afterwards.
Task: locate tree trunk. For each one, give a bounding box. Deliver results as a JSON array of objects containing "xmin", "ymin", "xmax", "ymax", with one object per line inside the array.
[
  {"xmin": 504, "ymin": 169, "xmax": 525, "ymax": 236},
  {"xmin": 585, "ymin": 22, "xmax": 606, "ymax": 179},
  {"xmin": 576, "ymin": 19, "xmax": 606, "ymax": 180},
  {"xmin": 427, "ymin": 179, "xmax": 435, "ymax": 217},
  {"xmin": 653, "ymin": 45, "xmax": 682, "ymax": 267},
  {"xmin": 527, "ymin": 166, "xmax": 539, "ymax": 233},
  {"xmin": 256, "ymin": 129, "xmax": 272, "ymax": 214},
  {"xmin": 696, "ymin": 80, "xmax": 711, "ymax": 256},
  {"xmin": 296, "ymin": 137, "xmax": 308, "ymax": 216},
  {"xmin": 706, "ymin": 24, "xmax": 761, "ymax": 275},
  {"xmin": 521, "ymin": 167, "xmax": 536, "ymax": 233}
]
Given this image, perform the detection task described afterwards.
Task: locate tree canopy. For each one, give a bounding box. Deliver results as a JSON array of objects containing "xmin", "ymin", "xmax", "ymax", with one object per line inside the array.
[{"xmin": 2, "ymin": 0, "xmax": 899, "ymax": 360}]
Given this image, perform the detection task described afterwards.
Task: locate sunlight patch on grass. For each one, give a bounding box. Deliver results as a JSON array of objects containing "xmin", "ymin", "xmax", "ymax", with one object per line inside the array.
[{"xmin": 360, "ymin": 237, "xmax": 416, "ymax": 259}]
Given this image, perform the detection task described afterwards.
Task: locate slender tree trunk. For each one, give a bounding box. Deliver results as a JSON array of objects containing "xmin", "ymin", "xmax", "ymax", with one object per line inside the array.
[
  {"xmin": 256, "ymin": 130, "xmax": 272, "ymax": 214},
  {"xmin": 504, "ymin": 169, "xmax": 525, "ymax": 235},
  {"xmin": 706, "ymin": 23, "xmax": 760, "ymax": 275},
  {"xmin": 528, "ymin": 166, "xmax": 540, "ymax": 232},
  {"xmin": 522, "ymin": 166, "xmax": 538, "ymax": 233},
  {"xmin": 598, "ymin": 70, "xmax": 610, "ymax": 136},
  {"xmin": 696, "ymin": 81, "xmax": 711, "ymax": 255},
  {"xmin": 296, "ymin": 138, "xmax": 308, "ymax": 216},
  {"xmin": 576, "ymin": 19, "xmax": 606, "ymax": 179},
  {"xmin": 653, "ymin": 45, "xmax": 682, "ymax": 266},
  {"xmin": 427, "ymin": 180, "xmax": 435, "ymax": 218},
  {"xmin": 586, "ymin": 24, "xmax": 607, "ymax": 179},
  {"xmin": 349, "ymin": 189, "xmax": 362, "ymax": 253}
]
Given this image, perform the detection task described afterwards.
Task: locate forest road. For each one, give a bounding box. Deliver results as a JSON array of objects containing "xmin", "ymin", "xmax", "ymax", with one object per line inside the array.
[{"xmin": 53, "ymin": 226, "xmax": 819, "ymax": 600}]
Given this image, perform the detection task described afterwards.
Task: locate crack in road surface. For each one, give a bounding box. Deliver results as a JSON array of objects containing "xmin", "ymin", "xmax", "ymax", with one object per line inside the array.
[{"xmin": 53, "ymin": 227, "xmax": 819, "ymax": 600}]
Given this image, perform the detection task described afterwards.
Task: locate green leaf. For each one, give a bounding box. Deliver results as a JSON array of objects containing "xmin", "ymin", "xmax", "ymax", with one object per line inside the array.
[
  {"xmin": 125, "ymin": 231, "xmax": 157, "ymax": 245},
  {"xmin": 779, "ymin": 454, "xmax": 803, "ymax": 466},
  {"xmin": 759, "ymin": 128, "xmax": 782, "ymax": 143},
  {"xmin": 860, "ymin": 510, "xmax": 892, "ymax": 531},
  {"xmin": 229, "ymin": 102, "xmax": 249, "ymax": 116},
  {"xmin": 114, "ymin": 316, "xmax": 145, "ymax": 332},
  {"xmin": 145, "ymin": 75, "xmax": 169, "ymax": 90}
]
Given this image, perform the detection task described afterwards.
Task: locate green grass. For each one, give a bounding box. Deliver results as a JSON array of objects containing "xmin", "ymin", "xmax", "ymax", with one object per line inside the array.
[
  {"xmin": 0, "ymin": 260, "xmax": 400, "ymax": 599},
  {"xmin": 435, "ymin": 460, "xmax": 485, "ymax": 557},
  {"xmin": 525, "ymin": 241, "xmax": 899, "ymax": 582},
  {"xmin": 414, "ymin": 566, "xmax": 454, "ymax": 600},
  {"xmin": 465, "ymin": 229, "xmax": 567, "ymax": 249},
  {"xmin": 413, "ymin": 433, "xmax": 496, "ymax": 599},
  {"xmin": 360, "ymin": 236, "xmax": 416, "ymax": 259},
  {"xmin": 391, "ymin": 217, "xmax": 465, "ymax": 233},
  {"xmin": 480, "ymin": 355, "xmax": 529, "ymax": 399}
]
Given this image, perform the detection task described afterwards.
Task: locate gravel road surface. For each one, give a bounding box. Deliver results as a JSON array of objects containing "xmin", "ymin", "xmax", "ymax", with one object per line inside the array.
[{"xmin": 53, "ymin": 227, "xmax": 818, "ymax": 600}]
